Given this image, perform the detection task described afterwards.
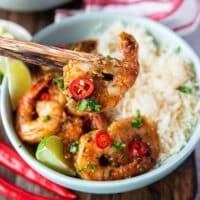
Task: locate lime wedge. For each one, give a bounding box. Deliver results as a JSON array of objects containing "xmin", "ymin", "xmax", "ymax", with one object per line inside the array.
[
  {"xmin": 7, "ymin": 59, "xmax": 31, "ymax": 110},
  {"xmin": 0, "ymin": 28, "xmax": 15, "ymax": 84},
  {"xmin": 0, "ymin": 26, "xmax": 15, "ymax": 39},
  {"xmin": 0, "ymin": 57, "xmax": 5, "ymax": 84},
  {"xmin": 36, "ymin": 135, "xmax": 76, "ymax": 176},
  {"xmin": 1, "ymin": 32, "xmax": 15, "ymax": 39},
  {"xmin": 0, "ymin": 56, "xmax": 7, "ymax": 75},
  {"xmin": 0, "ymin": 27, "xmax": 4, "ymax": 35}
]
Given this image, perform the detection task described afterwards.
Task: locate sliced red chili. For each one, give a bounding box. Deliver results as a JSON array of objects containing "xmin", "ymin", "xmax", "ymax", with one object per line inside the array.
[
  {"xmin": 39, "ymin": 92, "xmax": 50, "ymax": 101},
  {"xmin": 95, "ymin": 131, "xmax": 111, "ymax": 149},
  {"xmin": 129, "ymin": 139, "xmax": 148, "ymax": 157},
  {"xmin": 0, "ymin": 141, "xmax": 77, "ymax": 199},
  {"xmin": 69, "ymin": 78, "xmax": 94, "ymax": 100},
  {"xmin": 0, "ymin": 177, "xmax": 68, "ymax": 200}
]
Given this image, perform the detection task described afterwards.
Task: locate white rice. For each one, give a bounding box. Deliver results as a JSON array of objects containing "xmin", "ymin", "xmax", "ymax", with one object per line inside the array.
[{"xmin": 93, "ymin": 22, "xmax": 200, "ymax": 163}]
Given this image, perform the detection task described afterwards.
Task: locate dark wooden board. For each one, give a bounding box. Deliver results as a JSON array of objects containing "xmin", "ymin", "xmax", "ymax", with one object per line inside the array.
[{"xmin": 0, "ymin": 3, "xmax": 199, "ymax": 199}]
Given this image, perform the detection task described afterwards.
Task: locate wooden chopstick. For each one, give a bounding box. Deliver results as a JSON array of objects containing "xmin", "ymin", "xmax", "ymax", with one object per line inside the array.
[
  {"xmin": 0, "ymin": 36, "xmax": 103, "ymax": 67},
  {"xmin": 0, "ymin": 47, "xmax": 65, "ymax": 68}
]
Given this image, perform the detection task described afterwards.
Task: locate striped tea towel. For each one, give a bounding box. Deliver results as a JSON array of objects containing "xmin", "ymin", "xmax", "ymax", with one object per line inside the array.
[{"xmin": 55, "ymin": 0, "xmax": 200, "ymax": 36}]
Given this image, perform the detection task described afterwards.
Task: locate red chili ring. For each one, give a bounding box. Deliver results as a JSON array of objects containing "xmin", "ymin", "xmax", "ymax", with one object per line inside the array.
[
  {"xmin": 95, "ymin": 131, "xmax": 111, "ymax": 149},
  {"xmin": 68, "ymin": 78, "xmax": 94, "ymax": 100},
  {"xmin": 129, "ymin": 139, "xmax": 148, "ymax": 157}
]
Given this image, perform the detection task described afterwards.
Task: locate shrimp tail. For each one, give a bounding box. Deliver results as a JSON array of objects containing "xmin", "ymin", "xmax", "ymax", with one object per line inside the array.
[{"xmin": 119, "ymin": 32, "xmax": 139, "ymax": 64}]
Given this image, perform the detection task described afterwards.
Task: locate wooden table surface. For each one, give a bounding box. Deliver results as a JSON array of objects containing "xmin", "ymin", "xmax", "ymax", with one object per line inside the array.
[{"xmin": 0, "ymin": 1, "xmax": 200, "ymax": 200}]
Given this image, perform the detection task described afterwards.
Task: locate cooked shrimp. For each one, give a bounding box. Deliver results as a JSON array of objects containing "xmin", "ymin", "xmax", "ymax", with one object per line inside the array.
[
  {"xmin": 74, "ymin": 117, "xmax": 159, "ymax": 180},
  {"xmin": 58, "ymin": 112, "xmax": 108, "ymax": 159},
  {"xmin": 63, "ymin": 32, "xmax": 139, "ymax": 115},
  {"xmin": 16, "ymin": 75, "xmax": 65, "ymax": 144},
  {"xmin": 58, "ymin": 114, "xmax": 84, "ymax": 158}
]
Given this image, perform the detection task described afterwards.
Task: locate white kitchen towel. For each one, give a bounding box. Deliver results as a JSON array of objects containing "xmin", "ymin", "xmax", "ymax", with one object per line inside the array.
[{"xmin": 55, "ymin": 0, "xmax": 200, "ymax": 36}]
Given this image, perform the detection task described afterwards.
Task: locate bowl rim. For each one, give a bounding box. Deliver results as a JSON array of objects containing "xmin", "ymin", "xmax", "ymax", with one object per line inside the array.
[
  {"xmin": 0, "ymin": 19, "xmax": 32, "ymax": 40},
  {"xmin": 0, "ymin": 19, "xmax": 31, "ymax": 90},
  {"xmin": 0, "ymin": 0, "xmax": 71, "ymax": 12},
  {"xmin": 1, "ymin": 13, "xmax": 200, "ymax": 194}
]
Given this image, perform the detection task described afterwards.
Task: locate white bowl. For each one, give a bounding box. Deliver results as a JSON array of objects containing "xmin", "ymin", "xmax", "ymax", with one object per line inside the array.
[
  {"xmin": 1, "ymin": 13, "xmax": 200, "ymax": 194},
  {"xmin": 0, "ymin": 19, "xmax": 31, "ymax": 40},
  {"xmin": 0, "ymin": 0, "xmax": 71, "ymax": 12},
  {"xmin": 0, "ymin": 19, "xmax": 31, "ymax": 91}
]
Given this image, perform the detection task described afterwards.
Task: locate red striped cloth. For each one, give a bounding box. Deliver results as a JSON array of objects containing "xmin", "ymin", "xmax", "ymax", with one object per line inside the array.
[{"xmin": 55, "ymin": 0, "xmax": 200, "ymax": 36}]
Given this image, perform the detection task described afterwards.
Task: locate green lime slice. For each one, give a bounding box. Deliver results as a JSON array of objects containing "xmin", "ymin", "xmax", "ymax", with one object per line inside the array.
[
  {"xmin": 36, "ymin": 135, "xmax": 76, "ymax": 176},
  {"xmin": 0, "ymin": 27, "xmax": 15, "ymax": 84},
  {"xmin": 7, "ymin": 59, "xmax": 31, "ymax": 110},
  {"xmin": 0, "ymin": 56, "xmax": 7, "ymax": 75}
]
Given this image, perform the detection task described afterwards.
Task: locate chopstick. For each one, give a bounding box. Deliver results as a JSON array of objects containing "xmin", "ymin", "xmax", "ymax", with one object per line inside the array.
[
  {"xmin": 0, "ymin": 36, "xmax": 103, "ymax": 67},
  {"xmin": 0, "ymin": 47, "xmax": 64, "ymax": 68}
]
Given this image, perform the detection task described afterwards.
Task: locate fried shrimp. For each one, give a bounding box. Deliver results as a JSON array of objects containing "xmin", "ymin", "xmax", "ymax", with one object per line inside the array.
[
  {"xmin": 58, "ymin": 112, "xmax": 108, "ymax": 159},
  {"xmin": 63, "ymin": 32, "xmax": 139, "ymax": 115},
  {"xmin": 16, "ymin": 75, "xmax": 65, "ymax": 144},
  {"xmin": 74, "ymin": 117, "xmax": 159, "ymax": 180}
]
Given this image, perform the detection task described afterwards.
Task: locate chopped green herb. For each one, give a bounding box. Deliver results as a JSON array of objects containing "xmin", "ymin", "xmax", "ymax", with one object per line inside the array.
[
  {"xmin": 123, "ymin": 126, "xmax": 130, "ymax": 132},
  {"xmin": 70, "ymin": 141, "xmax": 80, "ymax": 154},
  {"xmin": 174, "ymin": 46, "xmax": 181, "ymax": 54},
  {"xmin": 136, "ymin": 109, "xmax": 141, "ymax": 118},
  {"xmin": 106, "ymin": 55, "xmax": 112, "ymax": 60},
  {"xmin": 87, "ymin": 164, "xmax": 97, "ymax": 172},
  {"xmin": 77, "ymin": 168, "xmax": 85, "ymax": 173},
  {"xmin": 54, "ymin": 77, "xmax": 65, "ymax": 90},
  {"xmin": 68, "ymin": 44, "xmax": 76, "ymax": 50},
  {"xmin": 112, "ymin": 142, "xmax": 126, "ymax": 151},
  {"xmin": 146, "ymin": 30, "xmax": 160, "ymax": 49},
  {"xmin": 177, "ymin": 86, "xmax": 192, "ymax": 94},
  {"xmin": 132, "ymin": 120, "xmax": 142, "ymax": 128},
  {"xmin": 75, "ymin": 99, "xmax": 88, "ymax": 111},
  {"xmin": 75, "ymin": 99, "xmax": 101, "ymax": 112},
  {"xmin": 88, "ymin": 100, "xmax": 101, "ymax": 111},
  {"xmin": 0, "ymin": 70, "xmax": 4, "ymax": 84},
  {"xmin": 132, "ymin": 120, "xmax": 143, "ymax": 128},
  {"xmin": 132, "ymin": 109, "xmax": 143, "ymax": 128},
  {"xmin": 77, "ymin": 164, "xmax": 97, "ymax": 173},
  {"xmin": 43, "ymin": 115, "xmax": 51, "ymax": 122}
]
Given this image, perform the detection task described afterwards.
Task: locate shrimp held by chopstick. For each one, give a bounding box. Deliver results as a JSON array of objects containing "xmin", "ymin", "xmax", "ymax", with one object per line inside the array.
[
  {"xmin": 64, "ymin": 32, "xmax": 139, "ymax": 114},
  {"xmin": 0, "ymin": 32, "xmax": 139, "ymax": 113},
  {"xmin": 0, "ymin": 36, "xmax": 101, "ymax": 68}
]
